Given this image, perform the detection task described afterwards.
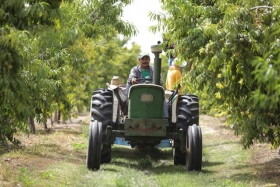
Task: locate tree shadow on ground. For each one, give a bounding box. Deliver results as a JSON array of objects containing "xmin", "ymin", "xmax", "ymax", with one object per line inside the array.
[
  {"xmin": 21, "ymin": 143, "xmax": 86, "ymax": 164},
  {"xmin": 35, "ymin": 126, "xmax": 83, "ymax": 136},
  {"xmin": 251, "ymin": 157, "xmax": 280, "ymax": 185},
  {"xmin": 202, "ymin": 160, "xmax": 223, "ymax": 167}
]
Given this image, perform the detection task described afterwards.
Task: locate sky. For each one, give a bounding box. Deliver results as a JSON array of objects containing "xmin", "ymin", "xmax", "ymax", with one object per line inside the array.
[{"xmin": 122, "ymin": 0, "xmax": 163, "ymax": 59}]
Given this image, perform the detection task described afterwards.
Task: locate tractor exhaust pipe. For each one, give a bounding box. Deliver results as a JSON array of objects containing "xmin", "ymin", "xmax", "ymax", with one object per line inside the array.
[{"xmin": 151, "ymin": 44, "xmax": 162, "ymax": 85}]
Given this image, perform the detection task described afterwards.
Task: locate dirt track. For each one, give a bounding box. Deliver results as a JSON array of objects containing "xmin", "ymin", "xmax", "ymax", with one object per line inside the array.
[
  {"xmin": 6, "ymin": 114, "xmax": 280, "ymax": 186},
  {"xmin": 200, "ymin": 115, "xmax": 280, "ymax": 185}
]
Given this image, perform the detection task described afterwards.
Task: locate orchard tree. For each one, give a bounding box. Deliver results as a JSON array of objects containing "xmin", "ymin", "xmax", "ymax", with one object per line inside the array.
[
  {"xmin": 151, "ymin": 0, "xmax": 280, "ymax": 148},
  {"xmin": 58, "ymin": 0, "xmax": 139, "ymax": 112},
  {"xmin": 0, "ymin": 0, "xmax": 137, "ymax": 146},
  {"xmin": 65, "ymin": 34, "xmax": 141, "ymax": 112},
  {"xmin": 0, "ymin": 0, "xmax": 71, "ymax": 145}
]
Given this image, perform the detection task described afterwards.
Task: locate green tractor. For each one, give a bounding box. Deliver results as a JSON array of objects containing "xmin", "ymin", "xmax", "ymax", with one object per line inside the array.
[{"xmin": 86, "ymin": 44, "xmax": 202, "ymax": 171}]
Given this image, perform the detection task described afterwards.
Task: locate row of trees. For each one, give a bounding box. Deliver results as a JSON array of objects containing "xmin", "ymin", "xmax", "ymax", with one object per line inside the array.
[
  {"xmin": 3, "ymin": 0, "xmax": 280, "ymax": 150},
  {"xmin": 151, "ymin": 0, "xmax": 280, "ymax": 148},
  {"xmin": 0, "ymin": 0, "xmax": 140, "ymax": 148}
]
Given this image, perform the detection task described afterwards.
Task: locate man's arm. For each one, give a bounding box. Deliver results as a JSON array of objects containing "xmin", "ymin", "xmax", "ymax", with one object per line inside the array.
[{"xmin": 127, "ymin": 66, "xmax": 139, "ymax": 84}]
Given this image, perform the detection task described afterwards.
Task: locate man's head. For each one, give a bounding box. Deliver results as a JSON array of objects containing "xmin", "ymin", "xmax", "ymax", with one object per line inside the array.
[
  {"xmin": 138, "ymin": 52, "xmax": 150, "ymax": 70},
  {"xmin": 172, "ymin": 58, "xmax": 180, "ymax": 67},
  {"xmin": 172, "ymin": 58, "xmax": 187, "ymax": 68}
]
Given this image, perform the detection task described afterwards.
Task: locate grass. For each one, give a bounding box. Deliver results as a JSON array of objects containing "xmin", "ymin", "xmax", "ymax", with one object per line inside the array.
[{"xmin": 0, "ymin": 115, "xmax": 279, "ymax": 187}]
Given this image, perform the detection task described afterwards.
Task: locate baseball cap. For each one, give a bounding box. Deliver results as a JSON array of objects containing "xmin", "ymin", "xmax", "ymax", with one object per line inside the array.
[{"xmin": 139, "ymin": 52, "xmax": 150, "ymax": 59}]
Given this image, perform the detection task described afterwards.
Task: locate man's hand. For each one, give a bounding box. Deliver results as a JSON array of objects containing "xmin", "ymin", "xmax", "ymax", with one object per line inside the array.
[{"xmin": 131, "ymin": 78, "xmax": 139, "ymax": 84}]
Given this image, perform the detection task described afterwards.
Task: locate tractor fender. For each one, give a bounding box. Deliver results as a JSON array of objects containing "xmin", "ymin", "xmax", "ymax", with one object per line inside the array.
[
  {"xmin": 165, "ymin": 90, "xmax": 179, "ymax": 123},
  {"xmin": 109, "ymin": 86, "xmax": 127, "ymax": 123},
  {"xmin": 112, "ymin": 92, "xmax": 119, "ymax": 123},
  {"xmin": 171, "ymin": 95, "xmax": 179, "ymax": 123}
]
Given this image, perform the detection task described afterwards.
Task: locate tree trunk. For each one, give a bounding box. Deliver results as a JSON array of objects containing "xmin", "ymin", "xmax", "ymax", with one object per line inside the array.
[
  {"xmin": 29, "ymin": 116, "xmax": 36, "ymax": 134},
  {"xmin": 58, "ymin": 110, "xmax": 61, "ymax": 124},
  {"xmin": 50, "ymin": 115, "xmax": 54, "ymax": 126},
  {"xmin": 53, "ymin": 110, "xmax": 58, "ymax": 123},
  {"xmin": 43, "ymin": 122, "xmax": 48, "ymax": 130},
  {"xmin": 0, "ymin": 133, "xmax": 10, "ymax": 150},
  {"xmin": 43, "ymin": 122, "xmax": 51, "ymax": 133}
]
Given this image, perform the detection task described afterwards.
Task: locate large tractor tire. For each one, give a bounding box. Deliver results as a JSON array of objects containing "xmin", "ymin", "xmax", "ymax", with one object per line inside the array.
[
  {"xmin": 90, "ymin": 89, "xmax": 113, "ymax": 164},
  {"xmin": 173, "ymin": 94, "xmax": 199, "ymax": 165},
  {"xmin": 86, "ymin": 120, "xmax": 102, "ymax": 170},
  {"xmin": 177, "ymin": 94, "xmax": 199, "ymax": 132},
  {"xmin": 186, "ymin": 124, "xmax": 202, "ymax": 171}
]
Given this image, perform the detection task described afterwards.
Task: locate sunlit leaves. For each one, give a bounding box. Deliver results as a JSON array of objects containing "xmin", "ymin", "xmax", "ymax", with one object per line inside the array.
[
  {"xmin": 154, "ymin": 0, "xmax": 280, "ymax": 148},
  {"xmin": 71, "ymin": 0, "xmax": 137, "ymax": 38},
  {"xmin": 0, "ymin": 0, "xmax": 138, "ymax": 145}
]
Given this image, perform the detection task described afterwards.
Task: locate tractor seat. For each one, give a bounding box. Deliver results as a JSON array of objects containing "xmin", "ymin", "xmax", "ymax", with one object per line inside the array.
[{"xmin": 117, "ymin": 85, "xmax": 127, "ymax": 103}]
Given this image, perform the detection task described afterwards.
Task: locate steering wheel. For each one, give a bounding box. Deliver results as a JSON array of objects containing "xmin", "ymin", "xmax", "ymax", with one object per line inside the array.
[{"xmin": 136, "ymin": 78, "xmax": 153, "ymax": 83}]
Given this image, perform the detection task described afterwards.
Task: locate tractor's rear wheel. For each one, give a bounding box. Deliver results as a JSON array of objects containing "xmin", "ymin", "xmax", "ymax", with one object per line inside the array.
[
  {"xmin": 86, "ymin": 120, "xmax": 102, "ymax": 170},
  {"xmin": 90, "ymin": 89, "xmax": 113, "ymax": 164},
  {"xmin": 173, "ymin": 94, "xmax": 199, "ymax": 165},
  {"xmin": 186, "ymin": 124, "xmax": 202, "ymax": 171},
  {"xmin": 177, "ymin": 94, "xmax": 199, "ymax": 132}
]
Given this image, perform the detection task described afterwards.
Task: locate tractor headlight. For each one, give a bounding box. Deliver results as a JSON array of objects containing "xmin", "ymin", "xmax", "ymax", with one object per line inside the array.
[{"xmin": 140, "ymin": 93, "xmax": 153, "ymax": 102}]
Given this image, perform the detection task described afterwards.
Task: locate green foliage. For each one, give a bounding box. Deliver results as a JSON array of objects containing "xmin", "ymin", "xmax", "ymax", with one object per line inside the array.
[
  {"xmin": 70, "ymin": 0, "xmax": 137, "ymax": 38},
  {"xmin": 0, "ymin": 0, "xmax": 138, "ymax": 145},
  {"xmin": 0, "ymin": 0, "xmax": 64, "ymax": 145},
  {"xmin": 64, "ymin": 34, "xmax": 140, "ymax": 110},
  {"xmin": 151, "ymin": 0, "xmax": 280, "ymax": 148}
]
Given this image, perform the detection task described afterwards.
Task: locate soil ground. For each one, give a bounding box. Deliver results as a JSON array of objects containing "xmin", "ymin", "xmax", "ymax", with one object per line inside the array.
[
  {"xmin": 1, "ymin": 114, "xmax": 280, "ymax": 186},
  {"xmin": 200, "ymin": 115, "xmax": 280, "ymax": 185}
]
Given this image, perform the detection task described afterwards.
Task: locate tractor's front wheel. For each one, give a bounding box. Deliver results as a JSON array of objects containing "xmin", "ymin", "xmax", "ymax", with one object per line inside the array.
[
  {"xmin": 186, "ymin": 124, "xmax": 202, "ymax": 171},
  {"xmin": 173, "ymin": 94, "xmax": 199, "ymax": 166},
  {"xmin": 86, "ymin": 120, "xmax": 102, "ymax": 170}
]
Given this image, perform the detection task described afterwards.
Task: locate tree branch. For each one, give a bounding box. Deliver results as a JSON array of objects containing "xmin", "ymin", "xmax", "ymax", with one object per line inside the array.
[
  {"xmin": 249, "ymin": 6, "xmax": 274, "ymax": 11},
  {"xmin": 91, "ymin": 11, "xmax": 102, "ymax": 24},
  {"xmin": 89, "ymin": 0, "xmax": 110, "ymax": 25}
]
